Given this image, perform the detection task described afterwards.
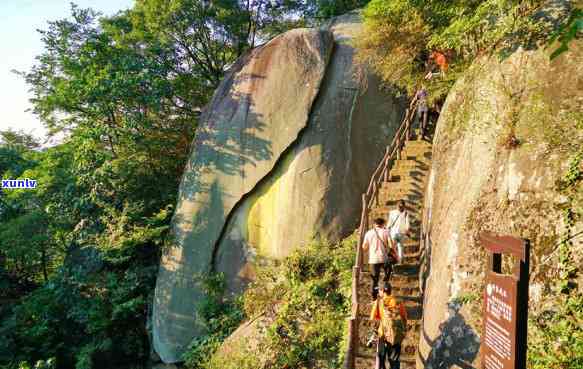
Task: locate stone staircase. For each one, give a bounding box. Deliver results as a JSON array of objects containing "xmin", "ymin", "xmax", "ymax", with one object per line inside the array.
[{"xmin": 353, "ymin": 135, "xmax": 433, "ymax": 369}]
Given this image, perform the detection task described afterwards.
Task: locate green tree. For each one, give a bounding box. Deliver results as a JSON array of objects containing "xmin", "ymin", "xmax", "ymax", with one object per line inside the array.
[
  {"xmin": 0, "ymin": 129, "xmax": 40, "ymax": 151},
  {"xmin": 20, "ymin": 5, "xmax": 198, "ymax": 216},
  {"xmin": 0, "ymin": 1, "xmax": 370, "ymax": 368}
]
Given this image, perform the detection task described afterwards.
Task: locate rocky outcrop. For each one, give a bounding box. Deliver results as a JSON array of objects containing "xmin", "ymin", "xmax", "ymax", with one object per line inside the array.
[
  {"xmin": 418, "ymin": 42, "xmax": 583, "ymax": 368},
  {"xmin": 153, "ymin": 13, "xmax": 406, "ymax": 363}
]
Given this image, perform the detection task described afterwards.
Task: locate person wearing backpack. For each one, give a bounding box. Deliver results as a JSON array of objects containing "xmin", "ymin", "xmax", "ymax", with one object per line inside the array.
[
  {"xmin": 370, "ymin": 283, "xmax": 408, "ymax": 369},
  {"xmin": 362, "ymin": 218, "xmax": 397, "ymax": 299}
]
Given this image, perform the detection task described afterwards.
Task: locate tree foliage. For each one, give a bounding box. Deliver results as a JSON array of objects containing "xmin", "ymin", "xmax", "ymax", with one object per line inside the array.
[
  {"xmin": 548, "ymin": 7, "xmax": 583, "ymax": 59},
  {"xmin": 355, "ymin": 0, "xmax": 567, "ymax": 99}
]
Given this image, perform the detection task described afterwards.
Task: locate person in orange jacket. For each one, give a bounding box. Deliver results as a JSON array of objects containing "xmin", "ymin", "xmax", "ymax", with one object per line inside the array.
[
  {"xmin": 425, "ymin": 51, "xmax": 448, "ymax": 80},
  {"xmin": 370, "ymin": 283, "xmax": 408, "ymax": 369}
]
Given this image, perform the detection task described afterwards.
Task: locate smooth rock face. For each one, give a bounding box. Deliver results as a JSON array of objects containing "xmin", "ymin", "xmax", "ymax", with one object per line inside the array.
[
  {"xmin": 214, "ymin": 12, "xmax": 405, "ymax": 293},
  {"xmin": 153, "ymin": 13, "xmax": 405, "ymax": 363},
  {"xmin": 153, "ymin": 28, "xmax": 334, "ymax": 363},
  {"xmin": 418, "ymin": 42, "xmax": 583, "ymax": 368}
]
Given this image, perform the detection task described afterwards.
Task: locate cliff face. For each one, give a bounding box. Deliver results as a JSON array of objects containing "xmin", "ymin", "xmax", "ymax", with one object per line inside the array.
[
  {"xmin": 419, "ymin": 42, "xmax": 583, "ymax": 368},
  {"xmin": 153, "ymin": 13, "xmax": 406, "ymax": 363}
]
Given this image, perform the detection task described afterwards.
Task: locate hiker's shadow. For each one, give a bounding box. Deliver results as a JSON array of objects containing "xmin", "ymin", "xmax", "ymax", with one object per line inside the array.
[{"xmin": 420, "ymin": 302, "xmax": 480, "ymax": 369}]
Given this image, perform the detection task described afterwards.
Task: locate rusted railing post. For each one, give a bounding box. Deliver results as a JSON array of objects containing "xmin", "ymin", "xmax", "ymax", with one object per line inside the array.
[
  {"xmin": 344, "ymin": 316, "xmax": 357, "ymax": 369},
  {"xmin": 396, "ymin": 137, "xmax": 401, "ymax": 160}
]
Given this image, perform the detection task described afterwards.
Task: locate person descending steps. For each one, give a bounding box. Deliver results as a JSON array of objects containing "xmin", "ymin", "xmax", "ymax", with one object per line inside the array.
[{"xmin": 369, "ymin": 283, "xmax": 408, "ymax": 369}]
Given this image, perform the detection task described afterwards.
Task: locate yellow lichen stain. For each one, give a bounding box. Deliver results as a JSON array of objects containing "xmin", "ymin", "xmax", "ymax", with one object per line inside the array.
[{"xmin": 246, "ymin": 153, "xmax": 296, "ymax": 258}]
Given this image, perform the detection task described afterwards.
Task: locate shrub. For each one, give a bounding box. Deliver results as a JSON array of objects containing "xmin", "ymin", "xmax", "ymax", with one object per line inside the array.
[{"xmin": 185, "ymin": 235, "xmax": 357, "ymax": 369}]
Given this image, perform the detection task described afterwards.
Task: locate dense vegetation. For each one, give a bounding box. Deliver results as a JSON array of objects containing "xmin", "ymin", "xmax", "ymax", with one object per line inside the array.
[
  {"xmin": 0, "ymin": 1, "xmax": 366, "ymax": 369},
  {"xmin": 528, "ymin": 152, "xmax": 583, "ymax": 369},
  {"xmin": 182, "ymin": 237, "xmax": 354, "ymax": 369},
  {"xmin": 355, "ymin": 0, "xmax": 573, "ymax": 102}
]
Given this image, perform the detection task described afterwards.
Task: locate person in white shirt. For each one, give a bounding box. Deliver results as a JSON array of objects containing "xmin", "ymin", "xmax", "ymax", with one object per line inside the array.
[
  {"xmin": 362, "ymin": 218, "xmax": 397, "ymax": 298},
  {"xmin": 387, "ymin": 200, "xmax": 411, "ymax": 264}
]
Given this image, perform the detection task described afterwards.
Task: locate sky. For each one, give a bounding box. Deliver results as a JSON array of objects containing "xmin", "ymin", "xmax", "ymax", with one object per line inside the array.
[{"xmin": 0, "ymin": 0, "xmax": 135, "ymax": 143}]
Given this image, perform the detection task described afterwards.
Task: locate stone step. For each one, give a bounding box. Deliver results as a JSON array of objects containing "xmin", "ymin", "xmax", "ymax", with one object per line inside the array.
[
  {"xmin": 358, "ymin": 264, "xmax": 419, "ymax": 278},
  {"xmin": 403, "ymin": 151, "xmax": 432, "ymax": 162},
  {"xmin": 382, "ymin": 179, "xmax": 426, "ymax": 190},
  {"xmin": 389, "ymin": 174, "xmax": 429, "ymax": 184},
  {"xmin": 389, "ymin": 164, "xmax": 430, "ymax": 174},
  {"xmin": 384, "ymin": 170, "xmax": 429, "ymax": 180},
  {"xmin": 349, "ymin": 138, "xmax": 432, "ymax": 369},
  {"xmin": 360, "ymin": 249, "xmax": 422, "ymax": 264},
  {"xmin": 361, "ymin": 243, "xmax": 420, "ymax": 256},
  {"xmin": 393, "ymin": 159, "xmax": 428, "ymax": 169},
  {"xmin": 357, "ymin": 316, "xmax": 421, "ymax": 344},
  {"xmin": 357, "ymin": 276, "xmax": 421, "ymax": 290},
  {"xmin": 378, "ymin": 192, "xmax": 422, "ymax": 202},
  {"xmin": 355, "ymin": 355, "xmax": 416, "ymax": 369},
  {"xmin": 379, "ymin": 189, "xmax": 423, "ymax": 199},
  {"xmin": 393, "ymin": 263, "xmax": 420, "ymax": 276},
  {"xmin": 384, "ymin": 177, "xmax": 428, "ymax": 187},
  {"xmin": 378, "ymin": 191, "xmax": 423, "ymax": 203},
  {"xmin": 355, "ymin": 349, "xmax": 417, "ymax": 366},
  {"xmin": 380, "ymin": 179, "xmax": 423, "ymax": 189},
  {"xmin": 393, "ymin": 164, "xmax": 430, "ymax": 175},
  {"xmin": 402, "ymin": 145, "xmax": 432, "ymax": 155},
  {"xmin": 357, "ymin": 283, "xmax": 421, "ymax": 298},
  {"xmin": 404, "ymin": 140, "xmax": 432, "ymax": 148},
  {"xmin": 378, "ymin": 182, "xmax": 425, "ymax": 197},
  {"xmin": 358, "ymin": 273, "xmax": 420, "ymax": 292},
  {"xmin": 377, "ymin": 200, "xmax": 423, "ymax": 210},
  {"xmin": 368, "ymin": 209, "xmax": 421, "ymax": 220}
]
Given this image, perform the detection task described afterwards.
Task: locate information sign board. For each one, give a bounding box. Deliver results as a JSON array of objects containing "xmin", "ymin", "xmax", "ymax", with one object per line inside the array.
[{"xmin": 480, "ymin": 233, "xmax": 530, "ymax": 369}]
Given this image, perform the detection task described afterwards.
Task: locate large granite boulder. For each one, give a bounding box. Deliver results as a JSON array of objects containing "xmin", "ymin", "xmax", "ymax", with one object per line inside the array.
[
  {"xmin": 153, "ymin": 12, "xmax": 405, "ymax": 363},
  {"xmin": 418, "ymin": 41, "xmax": 582, "ymax": 368}
]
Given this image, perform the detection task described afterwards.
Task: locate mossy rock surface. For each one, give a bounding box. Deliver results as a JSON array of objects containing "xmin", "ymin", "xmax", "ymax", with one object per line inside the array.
[{"xmin": 419, "ymin": 41, "xmax": 583, "ymax": 368}]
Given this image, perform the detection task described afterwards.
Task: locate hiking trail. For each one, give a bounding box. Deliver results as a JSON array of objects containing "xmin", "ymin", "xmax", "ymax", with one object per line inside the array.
[{"xmin": 344, "ymin": 97, "xmax": 435, "ymax": 369}]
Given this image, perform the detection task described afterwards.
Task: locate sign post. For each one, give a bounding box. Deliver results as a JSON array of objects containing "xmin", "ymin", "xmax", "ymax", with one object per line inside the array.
[{"xmin": 480, "ymin": 232, "xmax": 530, "ymax": 369}]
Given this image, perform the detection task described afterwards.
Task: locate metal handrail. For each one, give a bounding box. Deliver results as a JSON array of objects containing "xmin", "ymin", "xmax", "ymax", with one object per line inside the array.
[{"xmin": 344, "ymin": 95, "xmax": 419, "ymax": 369}]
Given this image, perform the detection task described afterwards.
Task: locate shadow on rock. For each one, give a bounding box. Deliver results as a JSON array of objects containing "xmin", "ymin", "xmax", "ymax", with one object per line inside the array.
[{"xmin": 420, "ymin": 302, "xmax": 480, "ymax": 369}]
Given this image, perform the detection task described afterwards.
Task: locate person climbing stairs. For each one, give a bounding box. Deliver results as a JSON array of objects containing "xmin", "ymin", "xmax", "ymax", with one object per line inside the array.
[{"xmin": 344, "ymin": 96, "xmax": 435, "ymax": 369}]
